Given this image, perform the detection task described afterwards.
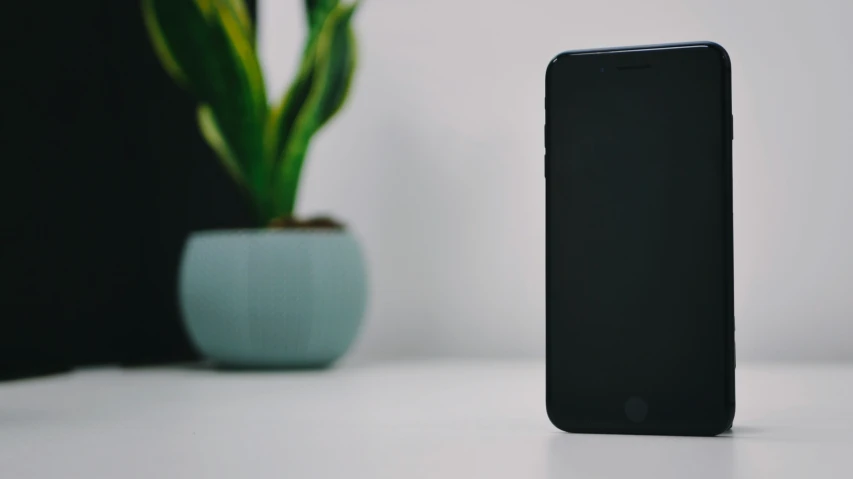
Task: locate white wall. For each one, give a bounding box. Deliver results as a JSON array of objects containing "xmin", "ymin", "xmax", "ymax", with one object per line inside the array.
[{"xmin": 258, "ymin": 0, "xmax": 853, "ymax": 362}]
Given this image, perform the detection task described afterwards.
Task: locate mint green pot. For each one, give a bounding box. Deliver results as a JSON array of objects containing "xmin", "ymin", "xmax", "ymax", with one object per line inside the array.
[{"xmin": 178, "ymin": 230, "xmax": 367, "ymax": 368}]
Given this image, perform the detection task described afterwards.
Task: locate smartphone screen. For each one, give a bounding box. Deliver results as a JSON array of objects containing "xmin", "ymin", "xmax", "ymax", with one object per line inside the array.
[{"xmin": 545, "ymin": 44, "xmax": 734, "ymax": 435}]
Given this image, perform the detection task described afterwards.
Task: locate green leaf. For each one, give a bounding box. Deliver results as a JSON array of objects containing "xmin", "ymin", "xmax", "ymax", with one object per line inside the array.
[
  {"xmin": 219, "ymin": 0, "xmax": 254, "ymax": 45},
  {"xmin": 269, "ymin": 3, "xmax": 359, "ymax": 218},
  {"xmin": 197, "ymin": 104, "xmax": 246, "ymax": 188},
  {"xmin": 305, "ymin": 0, "xmax": 339, "ymax": 29},
  {"xmin": 211, "ymin": 0, "xmax": 269, "ymax": 211},
  {"xmin": 264, "ymin": 0, "xmax": 352, "ymax": 171},
  {"xmin": 264, "ymin": 43, "xmax": 317, "ymax": 173},
  {"xmin": 266, "ymin": 2, "xmax": 357, "ymax": 163},
  {"xmin": 141, "ymin": 0, "xmax": 189, "ymax": 87},
  {"xmin": 195, "ymin": 0, "xmax": 215, "ymax": 16},
  {"xmin": 315, "ymin": 21, "xmax": 357, "ymax": 131},
  {"xmin": 142, "ymin": 0, "xmax": 268, "ymax": 219}
]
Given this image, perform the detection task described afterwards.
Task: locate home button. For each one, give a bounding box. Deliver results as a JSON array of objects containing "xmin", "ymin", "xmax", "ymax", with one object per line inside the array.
[{"xmin": 624, "ymin": 396, "xmax": 648, "ymax": 423}]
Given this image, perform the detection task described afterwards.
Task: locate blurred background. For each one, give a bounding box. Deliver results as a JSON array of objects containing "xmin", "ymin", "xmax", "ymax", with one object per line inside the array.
[{"xmin": 3, "ymin": 0, "xmax": 853, "ymax": 379}]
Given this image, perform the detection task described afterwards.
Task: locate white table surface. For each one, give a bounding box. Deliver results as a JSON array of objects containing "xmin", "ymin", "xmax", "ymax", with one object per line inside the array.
[{"xmin": 2, "ymin": 360, "xmax": 852, "ymax": 478}]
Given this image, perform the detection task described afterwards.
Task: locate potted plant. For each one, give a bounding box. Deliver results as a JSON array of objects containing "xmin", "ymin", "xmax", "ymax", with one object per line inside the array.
[{"xmin": 142, "ymin": 0, "xmax": 366, "ymax": 368}]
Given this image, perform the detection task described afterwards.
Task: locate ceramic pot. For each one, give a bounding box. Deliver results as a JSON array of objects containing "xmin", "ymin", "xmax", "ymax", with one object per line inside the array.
[{"xmin": 178, "ymin": 230, "xmax": 367, "ymax": 368}]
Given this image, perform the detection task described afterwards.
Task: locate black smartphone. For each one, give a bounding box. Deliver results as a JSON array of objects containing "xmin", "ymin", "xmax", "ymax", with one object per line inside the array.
[{"xmin": 545, "ymin": 42, "xmax": 735, "ymax": 436}]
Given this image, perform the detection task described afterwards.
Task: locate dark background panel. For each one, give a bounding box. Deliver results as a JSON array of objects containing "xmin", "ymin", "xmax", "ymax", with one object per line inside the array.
[{"xmin": 1, "ymin": 1, "xmax": 256, "ymax": 379}]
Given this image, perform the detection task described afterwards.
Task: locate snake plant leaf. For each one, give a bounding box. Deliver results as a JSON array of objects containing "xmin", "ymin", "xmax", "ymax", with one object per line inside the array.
[
  {"xmin": 269, "ymin": 3, "xmax": 358, "ymax": 218},
  {"xmin": 264, "ymin": 46, "xmax": 317, "ymax": 174},
  {"xmin": 266, "ymin": 2, "xmax": 357, "ymax": 171},
  {"xmin": 218, "ymin": 0, "xmax": 254, "ymax": 45},
  {"xmin": 263, "ymin": 0, "xmax": 345, "ymax": 170},
  {"xmin": 315, "ymin": 23, "xmax": 357, "ymax": 131},
  {"xmin": 141, "ymin": 0, "xmax": 189, "ymax": 88},
  {"xmin": 195, "ymin": 0, "xmax": 215, "ymax": 16},
  {"xmin": 305, "ymin": 0, "xmax": 340, "ymax": 29},
  {"xmin": 211, "ymin": 0, "xmax": 269, "ymax": 212},
  {"xmin": 142, "ymin": 0, "xmax": 268, "ymax": 218},
  {"xmin": 197, "ymin": 104, "xmax": 246, "ymax": 188}
]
